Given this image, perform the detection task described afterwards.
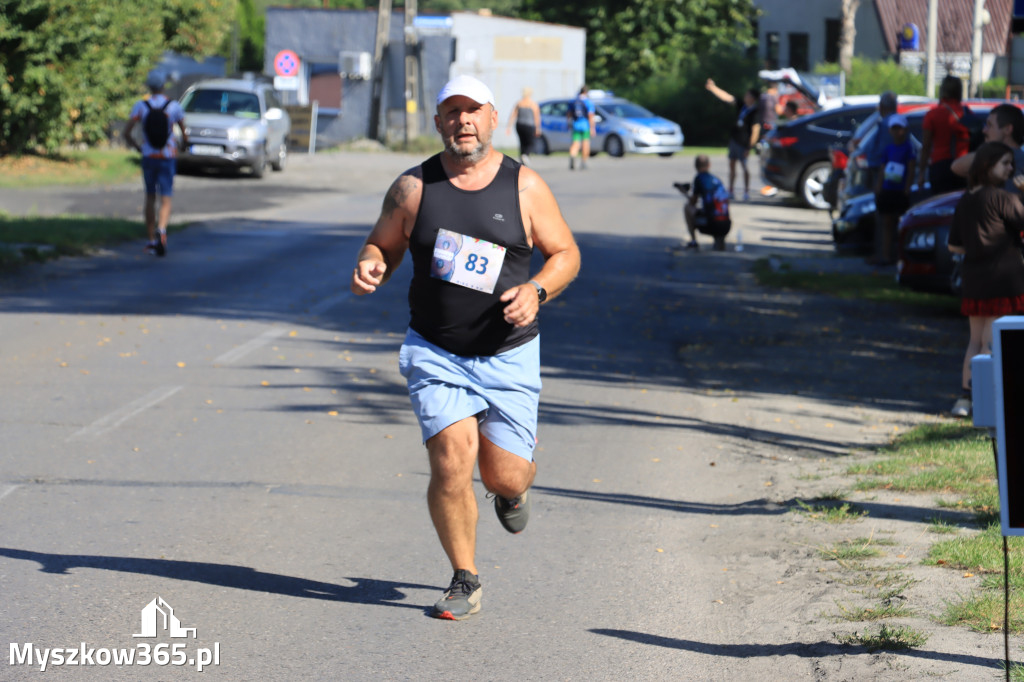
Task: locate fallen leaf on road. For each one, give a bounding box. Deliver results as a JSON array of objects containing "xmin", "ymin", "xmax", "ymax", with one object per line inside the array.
[
  {"xmin": 328, "ymin": 411, "xmax": 338, "ymax": 416},
  {"xmin": 177, "ymin": 362, "xmax": 186, "ymax": 368},
  {"xmin": 963, "ymin": 572, "xmax": 974, "ymax": 578},
  {"xmin": 261, "ymin": 381, "xmax": 270, "ymax": 386}
]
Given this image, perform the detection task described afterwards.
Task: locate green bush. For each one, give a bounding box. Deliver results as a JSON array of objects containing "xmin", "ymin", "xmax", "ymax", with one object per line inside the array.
[
  {"xmin": 816, "ymin": 58, "xmax": 926, "ymax": 97},
  {"xmin": 981, "ymin": 76, "xmax": 1008, "ymax": 99},
  {"xmin": 619, "ymin": 50, "xmax": 760, "ymax": 148}
]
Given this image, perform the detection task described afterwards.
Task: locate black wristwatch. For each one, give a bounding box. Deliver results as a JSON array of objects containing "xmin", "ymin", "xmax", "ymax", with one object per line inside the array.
[{"xmin": 529, "ymin": 279, "xmax": 547, "ymax": 303}]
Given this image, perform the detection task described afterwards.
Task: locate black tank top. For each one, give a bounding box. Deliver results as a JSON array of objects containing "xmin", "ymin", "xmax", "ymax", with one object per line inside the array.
[{"xmin": 408, "ymin": 153, "xmax": 538, "ymax": 356}]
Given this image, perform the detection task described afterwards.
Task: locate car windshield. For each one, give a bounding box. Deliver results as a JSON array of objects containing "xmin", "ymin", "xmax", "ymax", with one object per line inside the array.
[
  {"xmin": 597, "ymin": 101, "xmax": 655, "ymax": 119},
  {"xmin": 181, "ymin": 89, "xmax": 261, "ymax": 119}
]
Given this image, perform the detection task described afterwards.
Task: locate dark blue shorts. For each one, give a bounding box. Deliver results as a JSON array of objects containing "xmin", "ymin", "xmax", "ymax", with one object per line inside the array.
[{"xmin": 141, "ymin": 157, "xmax": 176, "ymax": 197}]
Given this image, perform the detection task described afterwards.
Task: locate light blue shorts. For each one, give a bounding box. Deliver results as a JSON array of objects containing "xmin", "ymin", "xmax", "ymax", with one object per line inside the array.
[{"xmin": 398, "ymin": 328, "xmax": 541, "ymax": 462}]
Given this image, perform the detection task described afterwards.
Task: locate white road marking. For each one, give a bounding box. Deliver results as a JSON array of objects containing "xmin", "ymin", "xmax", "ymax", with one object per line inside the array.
[
  {"xmin": 308, "ymin": 291, "xmax": 351, "ymax": 316},
  {"xmin": 0, "ymin": 485, "xmax": 19, "ymax": 503},
  {"xmin": 214, "ymin": 328, "xmax": 288, "ymax": 365},
  {"xmin": 67, "ymin": 385, "xmax": 184, "ymax": 440}
]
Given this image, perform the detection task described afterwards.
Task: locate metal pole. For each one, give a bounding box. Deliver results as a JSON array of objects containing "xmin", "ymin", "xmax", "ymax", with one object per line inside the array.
[
  {"xmin": 926, "ymin": 0, "xmax": 938, "ymax": 97},
  {"xmin": 970, "ymin": 0, "xmax": 987, "ymax": 97},
  {"xmin": 368, "ymin": 0, "xmax": 392, "ymax": 142},
  {"xmin": 404, "ymin": 0, "xmax": 420, "ymax": 149}
]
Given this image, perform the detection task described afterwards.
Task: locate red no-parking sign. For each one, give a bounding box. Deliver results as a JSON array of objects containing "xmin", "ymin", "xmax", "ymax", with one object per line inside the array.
[{"xmin": 274, "ymin": 50, "xmax": 300, "ymax": 78}]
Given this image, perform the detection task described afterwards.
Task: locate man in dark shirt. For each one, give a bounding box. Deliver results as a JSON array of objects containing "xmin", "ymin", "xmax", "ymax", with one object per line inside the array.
[
  {"xmin": 350, "ymin": 75, "xmax": 580, "ymax": 621},
  {"xmin": 705, "ymin": 78, "xmax": 761, "ymax": 201}
]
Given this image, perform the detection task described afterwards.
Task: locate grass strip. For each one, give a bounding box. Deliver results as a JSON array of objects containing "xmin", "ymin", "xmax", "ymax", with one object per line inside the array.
[
  {"xmin": 0, "ymin": 150, "xmax": 139, "ymax": 188},
  {"xmin": 834, "ymin": 624, "xmax": 929, "ymax": 651},
  {"xmin": 848, "ymin": 422, "xmax": 999, "ymax": 516},
  {"xmin": 752, "ymin": 257, "xmax": 960, "ymax": 313},
  {"xmin": 850, "ymin": 421, "xmax": 1024, "ymax": 634},
  {"xmin": 0, "ymin": 214, "xmax": 183, "ymax": 269}
]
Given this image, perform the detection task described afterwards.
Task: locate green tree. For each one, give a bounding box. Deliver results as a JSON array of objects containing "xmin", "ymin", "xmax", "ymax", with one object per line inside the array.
[
  {"xmin": 0, "ymin": 0, "xmax": 232, "ymax": 155},
  {"xmin": 519, "ymin": 0, "xmax": 757, "ymax": 91},
  {"xmin": 232, "ymin": 0, "xmax": 267, "ymax": 72}
]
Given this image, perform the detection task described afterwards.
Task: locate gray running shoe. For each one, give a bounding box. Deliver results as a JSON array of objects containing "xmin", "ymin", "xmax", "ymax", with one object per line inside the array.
[
  {"xmin": 432, "ymin": 569, "xmax": 482, "ymax": 620},
  {"xmin": 493, "ymin": 490, "xmax": 531, "ymax": 534}
]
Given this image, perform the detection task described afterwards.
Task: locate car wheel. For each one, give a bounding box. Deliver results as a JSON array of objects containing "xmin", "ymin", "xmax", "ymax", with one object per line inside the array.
[
  {"xmin": 535, "ymin": 136, "xmax": 550, "ymax": 155},
  {"xmin": 799, "ymin": 160, "xmax": 832, "ymax": 209},
  {"xmin": 604, "ymin": 135, "xmax": 624, "ymax": 158},
  {"xmin": 271, "ymin": 142, "xmax": 286, "ymax": 172}
]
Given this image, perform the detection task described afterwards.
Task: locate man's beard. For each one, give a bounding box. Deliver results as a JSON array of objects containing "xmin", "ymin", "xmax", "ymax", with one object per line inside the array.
[{"xmin": 445, "ymin": 129, "xmax": 489, "ymax": 163}]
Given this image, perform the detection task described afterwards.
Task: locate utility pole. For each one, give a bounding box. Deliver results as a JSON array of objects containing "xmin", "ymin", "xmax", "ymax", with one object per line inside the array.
[
  {"xmin": 368, "ymin": 0, "xmax": 392, "ymax": 142},
  {"xmin": 926, "ymin": 0, "xmax": 938, "ymax": 97},
  {"xmin": 404, "ymin": 0, "xmax": 421, "ymax": 148},
  {"xmin": 970, "ymin": 0, "xmax": 989, "ymax": 97}
]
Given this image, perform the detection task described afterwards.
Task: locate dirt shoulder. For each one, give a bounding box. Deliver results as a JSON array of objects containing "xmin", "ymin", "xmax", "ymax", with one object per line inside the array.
[{"xmin": 662, "ymin": 199, "xmax": 1007, "ymax": 679}]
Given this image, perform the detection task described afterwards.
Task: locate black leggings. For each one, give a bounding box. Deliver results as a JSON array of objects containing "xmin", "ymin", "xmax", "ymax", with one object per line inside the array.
[{"xmin": 515, "ymin": 124, "xmax": 535, "ymax": 156}]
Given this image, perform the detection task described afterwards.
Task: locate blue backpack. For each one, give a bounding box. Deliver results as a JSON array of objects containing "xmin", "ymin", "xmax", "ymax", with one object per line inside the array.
[
  {"xmin": 702, "ymin": 175, "xmax": 730, "ymax": 222},
  {"xmin": 572, "ymin": 97, "xmax": 587, "ymax": 121}
]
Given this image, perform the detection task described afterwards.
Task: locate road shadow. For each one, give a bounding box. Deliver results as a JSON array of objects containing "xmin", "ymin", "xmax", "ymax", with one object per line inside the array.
[
  {"xmin": 589, "ymin": 629, "xmax": 1002, "ymax": 670},
  {"xmin": 0, "ymin": 547, "xmax": 433, "ymax": 611},
  {"xmin": 0, "ymin": 216, "xmax": 964, "ymax": 419},
  {"xmin": 531, "ymin": 485, "xmax": 979, "ymax": 527}
]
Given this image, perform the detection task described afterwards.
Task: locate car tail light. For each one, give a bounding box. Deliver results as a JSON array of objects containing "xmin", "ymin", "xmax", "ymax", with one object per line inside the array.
[
  {"xmin": 830, "ymin": 149, "xmax": 848, "ymax": 169},
  {"xmin": 854, "ymin": 153, "xmax": 868, "ymax": 170},
  {"xmin": 771, "ymin": 136, "xmax": 799, "ymax": 147}
]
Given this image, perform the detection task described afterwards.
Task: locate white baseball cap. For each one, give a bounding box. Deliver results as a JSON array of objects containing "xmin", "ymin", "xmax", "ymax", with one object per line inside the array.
[{"xmin": 436, "ymin": 75, "xmax": 496, "ymax": 108}]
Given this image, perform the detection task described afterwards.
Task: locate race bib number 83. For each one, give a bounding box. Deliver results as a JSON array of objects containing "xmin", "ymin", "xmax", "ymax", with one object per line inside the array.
[{"xmin": 430, "ymin": 228, "xmax": 506, "ymax": 294}]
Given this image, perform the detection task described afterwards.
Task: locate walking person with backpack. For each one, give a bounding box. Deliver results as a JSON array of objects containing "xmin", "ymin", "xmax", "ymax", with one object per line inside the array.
[
  {"xmin": 124, "ymin": 70, "xmax": 187, "ymax": 257},
  {"xmin": 567, "ymin": 85, "xmax": 595, "ymax": 170}
]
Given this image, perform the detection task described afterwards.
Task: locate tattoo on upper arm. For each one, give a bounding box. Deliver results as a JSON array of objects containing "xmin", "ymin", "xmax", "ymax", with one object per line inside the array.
[{"xmin": 382, "ymin": 173, "xmax": 419, "ymax": 218}]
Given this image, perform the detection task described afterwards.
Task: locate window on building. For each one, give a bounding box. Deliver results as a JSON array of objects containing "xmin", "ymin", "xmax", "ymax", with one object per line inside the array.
[
  {"xmin": 765, "ymin": 31, "xmax": 780, "ymax": 70},
  {"xmin": 789, "ymin": 32, "xmax": 809, "ymax": 71},
  {"xmin": 825, "ymin": 19, "xmax": 840, "ymax": 63}
]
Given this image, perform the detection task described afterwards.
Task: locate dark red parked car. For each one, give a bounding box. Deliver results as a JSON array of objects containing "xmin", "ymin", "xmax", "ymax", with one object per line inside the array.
[{"xmin": 896, "ymin": 190, "xmax": 963, "ymax": 295}]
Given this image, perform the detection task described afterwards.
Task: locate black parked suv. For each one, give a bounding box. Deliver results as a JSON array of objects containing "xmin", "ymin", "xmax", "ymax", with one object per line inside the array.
[{"xmin": 759, "ymin": 104, "xmax": 876, "ymax": 209}]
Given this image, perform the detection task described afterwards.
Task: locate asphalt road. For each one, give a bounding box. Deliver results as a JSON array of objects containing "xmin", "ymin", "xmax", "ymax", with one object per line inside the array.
[{"xmin": 0, "ymin": 152, "xmax": 985, "ymax": 680}]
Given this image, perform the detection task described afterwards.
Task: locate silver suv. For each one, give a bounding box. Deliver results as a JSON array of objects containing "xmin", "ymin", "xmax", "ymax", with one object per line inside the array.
[{"xmin": 177, "ymin": 78, "xmax": 290, "ymax": 178}]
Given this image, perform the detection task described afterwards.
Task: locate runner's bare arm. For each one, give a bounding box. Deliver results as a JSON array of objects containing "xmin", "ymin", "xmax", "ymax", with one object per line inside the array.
[
  {"xmin": 499, "ymin": 166, "xmax": 581, "ymax": 327},
  {"xmin": 351, "ymin": 169, "xmax": 422, "ymax": 295}
]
